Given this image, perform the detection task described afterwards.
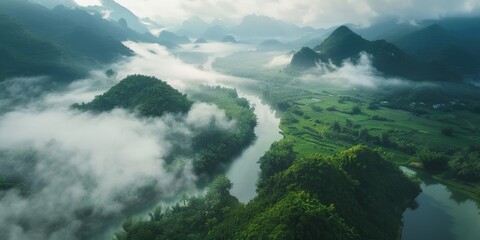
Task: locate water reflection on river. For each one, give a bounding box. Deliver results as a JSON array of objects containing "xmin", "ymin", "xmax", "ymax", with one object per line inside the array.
[{"xmin": 401, "ymin": 167, "xmax": 480, "ymax": 240}]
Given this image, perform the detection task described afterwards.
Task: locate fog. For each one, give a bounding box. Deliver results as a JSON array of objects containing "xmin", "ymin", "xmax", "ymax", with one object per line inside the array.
[
  {"xmin": 264, "ymin": 53, "xmax": 293, "ymax": 68},
  {"xmin": 300, "ymin": 52, "xmax": 413, "ymax": 88},
  {"xmin": 0, "ymin": 42, "xmax": 247, "ymax": 240},
  {"xmin": 112, "ymin": 41, "xmax": 255, "ymax": 91}
]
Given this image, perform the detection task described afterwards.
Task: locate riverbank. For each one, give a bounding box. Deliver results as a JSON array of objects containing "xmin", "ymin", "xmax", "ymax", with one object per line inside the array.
[{"xmin": 407, "ymin": 162, "xmax": 480, "ymax": 203}]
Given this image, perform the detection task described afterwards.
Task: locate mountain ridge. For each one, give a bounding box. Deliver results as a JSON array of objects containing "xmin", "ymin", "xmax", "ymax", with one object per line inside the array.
[{"xmin": 289, "ymin": 26, "xmax": 461, "ymax": 82}]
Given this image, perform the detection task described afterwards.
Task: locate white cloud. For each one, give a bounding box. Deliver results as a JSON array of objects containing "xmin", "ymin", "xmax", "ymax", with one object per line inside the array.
[
  {"xmin": 110, "ymin": 0, "xmax": 480, "ymax": 28},
  {"xmin": 74, "ymin": 0, "xmax": 101, "ymax": 6},
  {"xmin": 0, "ymin": 78, "xmax": 236, "ymax": 240},
  {"xmin": 264, "ymin": 53, "xmax": 293, "ymax": 68},
  {"xmin": 301, "ymin": 52, "xmax": 409, "ymax": 88}
]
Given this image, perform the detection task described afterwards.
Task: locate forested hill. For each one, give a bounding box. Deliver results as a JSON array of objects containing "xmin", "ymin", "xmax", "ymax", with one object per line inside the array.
[
  {"xmin": 0, "ymin": 0, "xmax": 139, "ymax": 83},
  {"xmin": 73, "ymin": 75, "xmax": 192, "ymax": 117},
  {"xmin": 290, "ymin": 26, "xmax": 461, "ymax": 82},
  {"xmin": 0, "ymin": 14, "xmax": 82, "ymax": 81},
  {"xmin": 115, "ymin": 144, "xmax": 420, "ymax": 240}
]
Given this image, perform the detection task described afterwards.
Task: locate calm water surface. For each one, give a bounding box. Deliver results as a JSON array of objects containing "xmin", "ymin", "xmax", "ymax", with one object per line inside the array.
[{"xmin": 402, "ymin": 167, "xmax": 480, "ymax": 240}]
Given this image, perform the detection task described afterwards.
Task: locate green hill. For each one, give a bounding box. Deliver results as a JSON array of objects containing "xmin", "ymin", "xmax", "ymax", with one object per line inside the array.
[
  {"xmin": 290, "ymin": 47, "xmax": 321, "ymax": 69},
  {"xmin": 0, "ymin": 14, "xmax": 82, "ymax": 81},
  {"xmin": 290, "ymin": 26, "xmax": 461, "ymax": 82},
  {"xmin": 315, "ymin": 26, "xmax": 370, "ymax": 65},
  {"xmin": 0, "ymin": 0, "xmax": 134, "ymax": 65},
  {"xmin": 116, "ymin": 145, "xmax": 419, "ymax": 240},
  {"xmin": 73, "ymin": 75, "xmax": 192, "ymax": 117}
]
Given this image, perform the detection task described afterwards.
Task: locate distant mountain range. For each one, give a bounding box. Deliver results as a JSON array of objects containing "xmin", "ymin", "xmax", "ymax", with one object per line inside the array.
[
  {"xmin": 393, "ymin": 24, "xmax": 479, "ymax": 75},
  {"xmin": 176, "ymin": 14, "xmax": 324, "ymax": 43},
  {"xmin": 0, "ymin": 0, "xmax": 188, "ymax": 82},
  {"xmin": 85, "ymin": 0, "xmax": 150, "ymax": 34},
  {"xmin": 158, "ymin": 31, "xmax": 191, "ymax": 45},
  {"xmin": 289, "ymin": 26, "xmax": 461, "ymax": 82}
]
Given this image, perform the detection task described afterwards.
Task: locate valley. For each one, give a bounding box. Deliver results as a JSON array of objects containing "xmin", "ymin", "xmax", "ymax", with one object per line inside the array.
[{"xmin": 0, "ymin": 1, "xmax": 480, "ymax": 240}]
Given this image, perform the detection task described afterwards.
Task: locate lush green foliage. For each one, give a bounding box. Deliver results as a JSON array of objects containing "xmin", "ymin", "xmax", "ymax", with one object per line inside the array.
[
  {"xmin": 449, "ymin": 147, "xmax": 480, "ymax": 181},
  {"xmin": 239, "ymin": 191, "xmax": 356, "ymax": 240},
  {"xmin": 416, "ymin": 147, "xmax": 449, "ymax": 171},
  {"xmin": 115, "ymin": 176, "xmax": 241, "ymax": 240},
  {"xmin": 258, "ymin": 140, "xmax": 296, "ymax": 179},
  {"xmin": 117, "ymin": 145, "xmax": 419, "ymax": 240},
  {"xmin": 73, "ymin": 75, "xmax": 192, "ymax": 116},
  {"xmin": 189, "ymin": 86, "xmax": 257, "ymax": 179}
]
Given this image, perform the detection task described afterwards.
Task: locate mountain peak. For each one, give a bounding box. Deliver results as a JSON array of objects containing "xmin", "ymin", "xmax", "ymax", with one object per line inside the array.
[
  {"xmin": 326, "ymin": 26, "xmax": 364, "ymax": 42},
  {"xmin": 331, "ymin": 25, "xmax": 355, "ymax": 35},
  {"xmin": 290, "ymin": 47, "xmax": 321, "ymax": 68},
  {"xmin": 314, "ymin": 26, "xmax": 368, "ymax": 64}
]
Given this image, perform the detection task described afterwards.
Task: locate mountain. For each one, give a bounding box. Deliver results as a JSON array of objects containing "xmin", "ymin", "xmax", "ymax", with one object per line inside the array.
[
  {"xmin": 230, "ymin": 14, "xmax": 315, "ymax": 39},
  {"xmin": 180, "ymin": 16, "xmax": 211, "ymax": 37},
  {"xmin": 222, "ymin": 35, "xmax": 237, "ymax": 43},
  {"xmin": 257, "ymin": 39, "xmax": 286, "ymax": 51},
  {"xmin": 0, "ymin": 14, "xmax": 81, "ymax": 81},
  {"xmin": 158, "ymin": 31, "xmax": 191, "ymax": 44},
  {"xmin": 211, "ymin": 18, "xmax": 232, "ymax": 28},
  {"xmin": 393, "ymin": 24, "xmax": 478, "ymax": 74},
  {"xmin": 351, "ymin": 18, "xmax": 422, "ymax": 41},
  {"xmin": 30, "ymin": 0, "xmax": 78, "ymax": 8},
  {"xmin": 0, "ymin": 0, "xmax": 135, "ymax": 65},
  {"xmin": 314, "ymin": 26, "xmax": 370, "ymax": 65},
  {"xmin": 32, "ymin": 0, "xmax": 150, "ymax": 36},
  {"xmin": 73, "ymin": 75, "xmax": 192, "ymax": 117},
  {"xmin": 201, "ymin": 25, "xmax": 227, "ymax": 41},
  {"xmin": 290, "ymin": 47, "xmax": 321, "ymax": 68},
  {"xmin": 194, "ymin": 38, "xmax": 208, "ymax": 44},
  {"xmin": 86, "ymin": 0, "xmax": 150, "ymax": 34},
  {"xmin": 289, "ymin": 26, "xmax": 461, "ymax": 82}
]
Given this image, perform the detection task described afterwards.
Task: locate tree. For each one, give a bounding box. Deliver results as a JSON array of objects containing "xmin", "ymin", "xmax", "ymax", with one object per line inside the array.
[
  {"xmin": 417, "ymin": 147, "xmax": 449, "ymax": 171},
  {"xmin": 239, "ymin": 191, "xmax": 357, "ymax": 240},
  {"xmin": 258, "ymin": 140, "xmax": 296, "ymax": 179},
  {"xmin": 351, "ymin": 105, "xmax": 361, "ymax": 115},
  {"xmin": 448, "ymin": 147, "xmax": 480, "ymax": 181},
  {"xmin": 330, "ymin": 121, "xmax": 341, "ymax": 132}
]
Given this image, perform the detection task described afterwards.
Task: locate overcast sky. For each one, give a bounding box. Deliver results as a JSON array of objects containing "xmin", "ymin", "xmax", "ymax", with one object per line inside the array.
[{"xmin": 74, "ymin": 0, "xmax": 480, "ymax": 28}]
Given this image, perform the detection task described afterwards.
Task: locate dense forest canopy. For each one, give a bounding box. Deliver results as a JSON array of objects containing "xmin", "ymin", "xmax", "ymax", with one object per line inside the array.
[{"xmin": 117, "ymin": 145, "xmax": 420, "ymax": 240}]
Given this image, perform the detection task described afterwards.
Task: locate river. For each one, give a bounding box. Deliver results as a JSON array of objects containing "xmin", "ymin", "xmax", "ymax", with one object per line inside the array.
[
  {"xmin": 117, "ymin": 42, "xmax": 480, "ymax": 239},
  {"xmin": 226, "ymin": 93, "xmax": 282, "ymax": 202},
  {"xmin": 401, "ymin": 167, "xmax": 480, "ymax": 240},
  {"xmin": 117, "ymin": 42, "xmax": 283, "ymax": 203}
]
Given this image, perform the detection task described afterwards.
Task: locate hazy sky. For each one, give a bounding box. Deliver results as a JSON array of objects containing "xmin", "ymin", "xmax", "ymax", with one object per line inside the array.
[{"xmin": 72, "ymin": 0, "xmax": 480, "ymax": 28}]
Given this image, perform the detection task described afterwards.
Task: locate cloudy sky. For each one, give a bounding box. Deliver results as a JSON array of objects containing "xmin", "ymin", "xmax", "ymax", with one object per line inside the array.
[{"xmin": 72, "ymin": 0, "xmax": 480, "ymax": 28}]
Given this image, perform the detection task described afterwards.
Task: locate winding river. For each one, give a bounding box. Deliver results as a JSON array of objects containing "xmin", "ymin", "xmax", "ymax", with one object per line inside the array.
[
  {"xmin": 115, "ymin": 42, "xmax": 480, "ymax": 239},
  {"xmin": 226, "ymin": 93, "xmax": 282, "ymax": 202}
]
